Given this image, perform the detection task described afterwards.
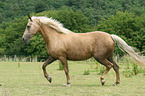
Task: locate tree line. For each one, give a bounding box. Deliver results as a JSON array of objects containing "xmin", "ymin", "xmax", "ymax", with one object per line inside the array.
[{"xmin": 0, "ymin": 0, "xmax": 145, "ymax": 56}]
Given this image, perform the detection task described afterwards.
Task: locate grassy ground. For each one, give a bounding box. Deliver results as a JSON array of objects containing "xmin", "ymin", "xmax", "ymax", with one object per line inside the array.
[{"xmin": 0, "ymin": 60, "xmax": 145, "ymax": 96}]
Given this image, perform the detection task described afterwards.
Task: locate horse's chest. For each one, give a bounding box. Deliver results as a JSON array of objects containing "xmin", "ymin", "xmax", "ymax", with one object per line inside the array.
[{"xmin": 46, "ymin": 45, "xmax": 66, "ymax": 58}]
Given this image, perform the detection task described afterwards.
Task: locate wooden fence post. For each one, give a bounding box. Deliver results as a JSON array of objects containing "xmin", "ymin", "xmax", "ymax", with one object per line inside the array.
[
  {"xmin": 35, "ymin": 55, "xmax": 37, "ymax": 62},
  {"xmin": 4, "ymin": 55, "xmax": 6, "ymax": 60},
  {"xmin": 14, "ymin": 55, "xmax": 16, "ymax": 62}
]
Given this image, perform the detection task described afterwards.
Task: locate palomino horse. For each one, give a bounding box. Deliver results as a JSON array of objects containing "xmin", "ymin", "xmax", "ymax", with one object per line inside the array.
[{"xmin": 22, "ymin": 16, "xmax": 145, "ymax": 86}]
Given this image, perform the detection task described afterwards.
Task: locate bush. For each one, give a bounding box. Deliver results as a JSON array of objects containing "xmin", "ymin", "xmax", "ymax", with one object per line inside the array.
[
  {"xmin": 97, "ymin": 11, "xmax": 145, "ymax": 54},
  {"xmin": 83, "ymin": 69, "xmax": 90, "ymax": 75}
]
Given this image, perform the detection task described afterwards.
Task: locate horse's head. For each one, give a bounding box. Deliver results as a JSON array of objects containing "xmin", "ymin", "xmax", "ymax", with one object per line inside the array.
[{"xmin": 22, "ymin": 16, "xmax": 41, "ymax": 44}]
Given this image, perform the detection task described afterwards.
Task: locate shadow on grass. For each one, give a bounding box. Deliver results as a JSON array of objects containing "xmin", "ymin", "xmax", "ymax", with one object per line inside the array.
[
  {"xmin": 72, "ymin": 84, "xmax": 115, "ymax": 87},
  {"xmin": 40, "ymin": 83, "xmax": 115, "ymax": 88}
]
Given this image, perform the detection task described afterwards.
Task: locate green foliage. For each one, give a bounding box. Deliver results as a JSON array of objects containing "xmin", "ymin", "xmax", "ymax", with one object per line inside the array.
[
  {"xmin": 132, "ymin": 62, "xmax": 139, "ymax": 75},
  {"xmin": 1, "ymin": 17, "xmax": 28, "ymax": 55},
  {"xmin": 123, "ymin": 63, "xmax": 132, "ymax": 77},
  {"xmin": 98, "ymin": 66, "xmax": 106, "ymax": 75},
  {"xmin": 0, "ymin": 0, "xmax": 145, "ymax": 56},
  {"xmin": 121, "ymin": 55, "xmax": 145, "ymax": 77},
  {"xmin": 18, "ymin": 62, "xmax": 20, "ymax": 68},
  {"xmin": 26, "ymin": 35, "xmax": 47, "ymax": 56},
  {"xmin": 36, "ymin": 6, "xmax": 90, "ymax": 32},
  {"xmin": 58, "ymin": 61, "xmax": 64, "ymax": 70},
  {"xmin": 1, "ymin": 0, "xmax": 145, "ymax": 25},
  {"xmin": 97, "ymin": 11, "xmax": 145, "ymax": 55},
  {"xmin": 83, "ymin": 69, "xmax": 90, "ymax": 75}
]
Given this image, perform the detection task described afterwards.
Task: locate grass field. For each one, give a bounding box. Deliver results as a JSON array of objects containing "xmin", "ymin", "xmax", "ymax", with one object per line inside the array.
[{"xmin": 0, "ymin": 60, "xmax": 145, "ymax": 96}]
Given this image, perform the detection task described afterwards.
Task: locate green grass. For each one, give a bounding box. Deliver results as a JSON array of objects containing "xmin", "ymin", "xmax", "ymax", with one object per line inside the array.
[{"xmin": 0, "ymin": 61, "xmax": 145, "ymax": 96}]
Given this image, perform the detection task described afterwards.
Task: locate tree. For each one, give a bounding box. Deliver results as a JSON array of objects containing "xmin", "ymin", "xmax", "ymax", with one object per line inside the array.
[
  {"xmin": 0, "ymin": 0, "xmax": 145, "ymax": 56},
  {"xmin": 97, "ymin": 11, "xmax": 145, "ymax": 54},
  {"xmin": 1, "ymin": 16, "xmax": 28, "ymax": 55},
  {"xmin": 36, "ymin": 6, "xmax": 90, "ymax": 32}
]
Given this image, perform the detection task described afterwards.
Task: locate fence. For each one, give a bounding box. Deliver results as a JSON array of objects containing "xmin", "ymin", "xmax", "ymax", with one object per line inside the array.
[
  {"xmin": 0, "ymin": 55, "xmax": 49, "ymax": 62},
  {"xmin": 0, "ymin": 54, "xmax": 121, "ymax": 62},
  {"xmin": 0, "ymin": 54, "xmax": 144, "ymax": 62}
]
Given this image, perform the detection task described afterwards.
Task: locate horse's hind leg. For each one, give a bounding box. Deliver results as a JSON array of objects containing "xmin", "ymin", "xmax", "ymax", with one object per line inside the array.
[
  {"xmin": 95, "ymin": 58, "xmax": 113, "ymax": 85},
  {"xmin": 107, "ymin": 54, "xmax": 120, "ymax": 86},
  {"xmin": 42, "ymin": 56, "xmax": 56, "ymax": 83}
]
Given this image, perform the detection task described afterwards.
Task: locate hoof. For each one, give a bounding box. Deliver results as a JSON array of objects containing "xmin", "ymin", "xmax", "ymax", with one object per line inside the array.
[
  {"xmin": 63, "ymin": 83, "xmax": 71, "ymax": 87},
  {"xmin": 101, "ymin": 81, "xmax": 105, "ymax": 86},
  {"xmin": 45, "ymin": 74, "xmax": 52, "ymax": 83},
  {"xmin": 48, "ymin": 77, "xmax": 52, "ymax": 83},
  {"xmin": 112, "ymin": 82, "xmax": 120, "ymax": 86},
  {"xmin": 101, "ymin": 79, "xmax": 105, "ymax": 86},
  {"xmin": 101, "ymin": 82, "xmax": 105, "ymax": 86}
]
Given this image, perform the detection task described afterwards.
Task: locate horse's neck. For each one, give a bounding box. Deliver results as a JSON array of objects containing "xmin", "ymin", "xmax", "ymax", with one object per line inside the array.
[{"xmin": 39, "ymin": 24, "xmax": 60, "ymax": 45}]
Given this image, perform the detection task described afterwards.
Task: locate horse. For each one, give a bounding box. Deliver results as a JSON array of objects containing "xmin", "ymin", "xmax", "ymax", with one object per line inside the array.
[{"xmin": 22, "ymin": 16, "xmax": 145, "ymax": 86}]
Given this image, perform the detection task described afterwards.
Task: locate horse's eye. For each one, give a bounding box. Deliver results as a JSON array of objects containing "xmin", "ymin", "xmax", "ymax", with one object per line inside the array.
[{"xmin": 27, "ymin": 25, "xmax": 30, "ymax": 29}]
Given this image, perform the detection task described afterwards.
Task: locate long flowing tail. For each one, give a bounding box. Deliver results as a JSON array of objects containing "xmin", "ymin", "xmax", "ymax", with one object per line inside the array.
[{"xmin": 111, "ymin": 34, "xmax": 145, "ymax": 66}]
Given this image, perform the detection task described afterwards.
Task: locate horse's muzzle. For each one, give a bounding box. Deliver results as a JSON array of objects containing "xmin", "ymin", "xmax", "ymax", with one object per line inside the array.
[{"xmin": 22, "ymin": 38, "xmax": 29, "ymax": 44}]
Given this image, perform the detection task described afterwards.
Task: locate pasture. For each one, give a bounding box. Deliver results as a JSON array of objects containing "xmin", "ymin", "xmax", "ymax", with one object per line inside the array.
[{"xmin": 0, "ymin": 58, "xmax": 145, "ymax": 96}]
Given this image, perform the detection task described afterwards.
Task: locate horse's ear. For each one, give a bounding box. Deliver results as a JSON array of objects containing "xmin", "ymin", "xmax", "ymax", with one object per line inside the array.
[{"xmin": 28, "ymin": 14, "xmax": 32, "ymax": 22}]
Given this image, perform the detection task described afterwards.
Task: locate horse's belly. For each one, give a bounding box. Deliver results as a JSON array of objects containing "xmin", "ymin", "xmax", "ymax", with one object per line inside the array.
[{"xmin": 67, "ymin": 52, "xmax": 92, "ymax": 61}]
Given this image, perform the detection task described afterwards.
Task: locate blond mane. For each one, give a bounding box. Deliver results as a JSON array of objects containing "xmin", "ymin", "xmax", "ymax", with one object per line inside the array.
[{"xmin": 32, "ymin": 16, "xmax": 72, "ymax": 34}]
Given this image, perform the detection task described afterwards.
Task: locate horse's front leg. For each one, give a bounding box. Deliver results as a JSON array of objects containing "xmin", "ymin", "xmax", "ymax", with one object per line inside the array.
[
  {"xmin": 42, "ymin": 56, "xmax": 56, "ymax": 83},
  {"xmin": 59, "ymin": 57, "xmax": 71, "ymax": 86}
]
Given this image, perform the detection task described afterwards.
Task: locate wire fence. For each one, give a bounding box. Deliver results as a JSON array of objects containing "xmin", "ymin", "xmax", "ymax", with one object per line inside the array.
[
  {"xmin": 0, "ymin": 55, "xmax": 99, "ymax": 62},
  {"xmin": 0, "ymin": 55, "xmax": 49, "ymax": 62},
  {"xmin": 0, "ymin": 54, "xmax": 144, "ymax": 62}
]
